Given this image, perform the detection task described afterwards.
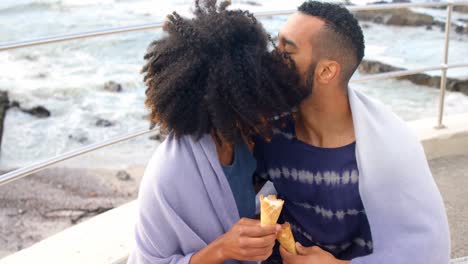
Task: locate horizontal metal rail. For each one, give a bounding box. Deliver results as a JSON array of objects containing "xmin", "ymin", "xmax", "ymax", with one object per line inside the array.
[
  {"xmin": 1, "ymin": 1, "xmax": 468, "ymax": 52},
  {"xmin": 1, "ymin": 62, "xmax": 467, "ymax": 187},
  {"xmin": 351, "ymin": 63, "xmax": 468, "ymax": 83},
  {"xmin": 0, "ymin": 127, "xmax": 157, "ymax": 186}
]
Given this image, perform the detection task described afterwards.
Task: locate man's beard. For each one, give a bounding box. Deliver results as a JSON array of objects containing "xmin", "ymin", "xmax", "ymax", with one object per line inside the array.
[{"xmin": 304, "ymin": 63, "xmax": 316, "ymax": 93}]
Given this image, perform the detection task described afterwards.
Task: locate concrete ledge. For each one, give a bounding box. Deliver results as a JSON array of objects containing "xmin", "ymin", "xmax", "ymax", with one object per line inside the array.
[
  {"xmin": 0, "ymin": 201, "xmax": 137, "ymax": 264},
  {"xmin": 1, "ymin": 114, "xmax": 468, "ymax": 264},
  {"xmin": 408, "ymin": 114, "xmax": 468, "ymax": 160},
  {"xmin": 451, "ymin": 257, "xmax": 468, "ymax": 264}
]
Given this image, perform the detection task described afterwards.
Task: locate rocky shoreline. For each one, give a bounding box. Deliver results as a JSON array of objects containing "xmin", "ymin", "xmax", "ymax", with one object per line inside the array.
[{"xmin": 353, "ymin": 8, "xmax": 468, "ymax": 35}]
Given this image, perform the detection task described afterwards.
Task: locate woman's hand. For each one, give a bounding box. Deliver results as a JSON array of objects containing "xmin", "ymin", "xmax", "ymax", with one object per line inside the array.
[
  {"xmin": 218, "ymin": 217, "xmax": 281, "ymax": 262},
  {"xmin": 190, "ymin": 217, "xmax": 280, "ymax": 264},
  {"xmin": 280, "ymin": 242, "xmax": 350, "ymax": 264}
]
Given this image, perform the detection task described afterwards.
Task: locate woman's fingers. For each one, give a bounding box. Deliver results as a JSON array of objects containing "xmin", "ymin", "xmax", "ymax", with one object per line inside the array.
[
  {"xmin": 240, "ymin": 233, "xmax": 277, "ymax": 248},
  {"xmin": 238, "ymin": 224, "xmax": 278, "ymax": 237}
]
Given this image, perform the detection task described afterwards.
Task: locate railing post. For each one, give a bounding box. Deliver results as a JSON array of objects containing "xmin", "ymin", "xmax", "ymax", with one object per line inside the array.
[{"xmin": 436, "ymin": 2, "xmax": 453, "ymax": 129}]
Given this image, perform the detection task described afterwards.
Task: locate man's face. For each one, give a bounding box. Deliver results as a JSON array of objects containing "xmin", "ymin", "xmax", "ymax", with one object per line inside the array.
[{"xmin": 277, "ymin": 13, "xmax": 324, "ymax": 90}]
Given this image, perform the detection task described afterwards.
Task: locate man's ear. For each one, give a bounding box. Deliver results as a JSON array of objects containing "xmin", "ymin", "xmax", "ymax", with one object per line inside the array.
[{"xmin": 315, "ymin": 60, "xmax": 340, "ymax": 84}]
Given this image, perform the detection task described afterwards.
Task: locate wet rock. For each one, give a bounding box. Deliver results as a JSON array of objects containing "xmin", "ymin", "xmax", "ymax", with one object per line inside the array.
[
  {"xmin": 21, "ymin": 54, "xmax": 39, "ymax": 61},
  {"xmin": 35, "ymin": 73, "xmax": 48, "ymax": 79},
  {"xmin": 10, "ymin": 101, "xmax": 20, "ymax": 108},
  {"xmin": 358, "ymin": 59, "xmax": 403, "ymax": 74},
  {"xmin": 116, "ymin": 170, "xmax": 132, "ymax": 181},
  {"xmin": 455, "ymin": 25, "xmax": 468, "ymax": 35},
  {"xmin": 354, "ymin": 9, "xmax": 434, "ymax": 27},
  {"xmin": 95, "ymin": 118, "xmax": 114, "ymax": 127},
  {"xmin": 0, "ymin": 91, "xmax": 9, "ymax": 148},
  {"xmin": 10, "ymin": 101, "xmax": 51, "ymax": 118},
  {"xmin": 244, "ymin": 1, "xmax": 261, "ymax": 6},
  {"xmin": 68, "ymin": 134, "xmax": 88, "ymax": 144},
  {"xmin": 104, "ymin": 81, "xmax": 122, "ymax": 92},
  {"xmin": 368, "ymin": 0, "xmax": 387, "ymax": 4},
  {"xmin": 149, "ymin": 133, "xmax": 166, "ymax": 141},
  {"xmin": 454, "ymin": 6, "xmax": 468, "ymax": 14},
  {"xmin": 362, "ymin": 23, "xmax": 372, "ymax": 29},
  {"xmin": 22, "ymin": 106, "xmax": 50, "ymax": 118}
]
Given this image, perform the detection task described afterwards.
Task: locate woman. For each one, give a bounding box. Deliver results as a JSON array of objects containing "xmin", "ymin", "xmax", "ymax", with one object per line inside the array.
[{"xmin": 128, "ymin": 1, "xmax": 308, "ymax": 263}]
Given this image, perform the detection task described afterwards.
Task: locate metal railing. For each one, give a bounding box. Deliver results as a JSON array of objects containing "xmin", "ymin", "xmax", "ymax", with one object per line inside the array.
[
  {"xmin": 0, "ymin": 2, "xmax": 462, "ymax": 52},
  {"xmin": 0, "ymin": 1, "xmax": 467, "ymax": 186}
]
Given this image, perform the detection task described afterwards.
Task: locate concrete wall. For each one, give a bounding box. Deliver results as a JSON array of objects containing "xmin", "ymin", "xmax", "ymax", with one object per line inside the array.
[{"xmin": 409, "ymin": 114, "xmax": 468, "ymax": 160}]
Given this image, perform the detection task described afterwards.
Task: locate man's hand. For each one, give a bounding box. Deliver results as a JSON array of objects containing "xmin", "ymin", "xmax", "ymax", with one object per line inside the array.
[
  {"xmin": 280, "ymin": 242, "xmax": 350, "ymax": 264},
  {"xmin": 217, "ymin": 217, "xmax": 281, "ymax": 262}
]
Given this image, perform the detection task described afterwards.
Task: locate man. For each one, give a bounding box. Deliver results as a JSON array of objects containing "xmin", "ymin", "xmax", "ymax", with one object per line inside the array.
[{"xmin": 254, "ymin": 1, "xmax": 450, "ymax": 263}]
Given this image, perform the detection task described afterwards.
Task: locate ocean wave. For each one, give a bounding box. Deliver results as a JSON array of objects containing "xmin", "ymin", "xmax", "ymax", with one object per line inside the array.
[
  {"xmin": 0, "ymin": 1, "xmax": 61, "ymax": 14},
  {"xmin": 0, "ymin": 0, "xmax": 116, "ymax": 14}
]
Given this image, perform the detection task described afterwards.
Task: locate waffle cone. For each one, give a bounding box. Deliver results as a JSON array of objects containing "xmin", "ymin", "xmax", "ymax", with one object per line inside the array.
[
  {"xmin": 259, "ymin": 194, "xmax": 284, "ymax": 226},
  {"xmin": 277, "ymin": 222, "xmax": 297, "ymax": 255}
]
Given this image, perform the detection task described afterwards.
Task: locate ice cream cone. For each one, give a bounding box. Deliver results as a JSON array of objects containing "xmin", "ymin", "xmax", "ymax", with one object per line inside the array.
[
  {"xmin": 259, "ymin": 194, "xmax": 284, "ymax": 226},
  {"xmin": 277, "ymin": 222, "xmax": 297, "ymax": 255}
]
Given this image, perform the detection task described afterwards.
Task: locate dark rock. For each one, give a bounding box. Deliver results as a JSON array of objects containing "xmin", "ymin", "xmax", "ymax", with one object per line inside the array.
[
  {"xmin": 10, "ymin": 101, "xmax": 20, "ymax": 108},
  {"xmin": 244, "ymin": 1, "xmax": 261, "ymax": 6},
  {"xmin": 149, "ymin": 133, "xmax": 166, "ymax": 141},
  {"xmin": 426, "ymin": 25, "xmax": 433, "ymax": 30},
  {"xmin": 368, "ymin": 1, "xmax": 388, "ymax": 4},
  {"xmin": 22, "ymin": 54, "xmax": 39, "ymax": 61},
  {"xmin": 358, "ymin": 60, "xmax": 468, "ymax": 96},
  {"xmin": 104, "ymin": 81, "xmax": 122, "ymax": 92},
  {"xmin": 454, "ymin": 6, "xmax": 468, "ymax": 14},
  {"xmin": 374, "ymin": 16, "xmax": 384, "ymax": 24},
  {"xmin": 362, "ymin": 23, "xmax": 372, "ymax": 29},
  {"xmin": 398, "ymin": 73, "xmax": 440, "ymax": 87},
  {"xmin": 448, "ymin": 79, "xmax": 468, "ymax": 94},
  {"xmin": 22, "ymin": 106, "xmax": 50, "ymax": 118},
  {"xmin": 455, "ymin": 25, "xmax": 468, "ymax": 35},
  {"xmin": 95, "ymin": 118, "xmax": 114, "ymax": 127},
  {"xmin": 35, "ymin": 73, "xmax": 48, "ymax": 79},
  {"xmin": 68, "ymin": 134, "xmax": 88, "ymax": 144},
  {"xmin": 392, "ymin": 0, "xmax": 411, "ymax": 3},
  {"xmin": 358, "ymin": 59, "xmax": 403, "ymax": 74},
  {"xmin": 433, "ymin": 21, "xmax": 446, "ymax": 32},
  {"xmin": 116, "ymin": 170, "xmax": 132, "ymax": 181},
  {"xmin": 11, "ymin": 101, "xmax": 51, "ymax": 118},
  {"xmin": 0, "ymin": 91, "xmax": 9, "ymax": 148},
  {"xmin": 354, "ymin": 9, "xmax": 434, "ymax": 27}
]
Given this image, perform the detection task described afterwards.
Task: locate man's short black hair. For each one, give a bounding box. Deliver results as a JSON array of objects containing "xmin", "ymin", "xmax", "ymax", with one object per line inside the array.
[
  {"xmin": 142, "ymin": 0, "xmax": 308, "ymax": 144},
  {"xmin": 298, "ymin": 1, "xmax": 365, "ymax": 81}
]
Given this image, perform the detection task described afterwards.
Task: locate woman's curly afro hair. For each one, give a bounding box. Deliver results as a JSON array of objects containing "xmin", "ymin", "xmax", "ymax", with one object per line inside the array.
[{"xmin": 142, "ymin": 0, "xmax": 308, "ymax": 144}]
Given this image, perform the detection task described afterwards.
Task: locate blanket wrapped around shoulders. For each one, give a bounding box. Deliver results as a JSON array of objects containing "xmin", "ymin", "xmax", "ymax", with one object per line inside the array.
[
  {"xmin": 348, "ymin": 87, "xmax": 450, "ymax": 264},
  {"xmin": 128, "ymin": 134, "xmax": 255, "ymax": 264}
]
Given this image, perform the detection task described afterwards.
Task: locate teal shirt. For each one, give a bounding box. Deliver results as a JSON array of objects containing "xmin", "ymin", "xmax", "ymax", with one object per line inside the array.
[{"xmin": 222, "ymin": 140, "xmax": 257, "ymax": 218}]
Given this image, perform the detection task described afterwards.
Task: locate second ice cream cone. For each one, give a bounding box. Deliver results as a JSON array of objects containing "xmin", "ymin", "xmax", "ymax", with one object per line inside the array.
[{"xmin": 277, "ymin": 222, "xmax": 297, "ymax": 255}]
